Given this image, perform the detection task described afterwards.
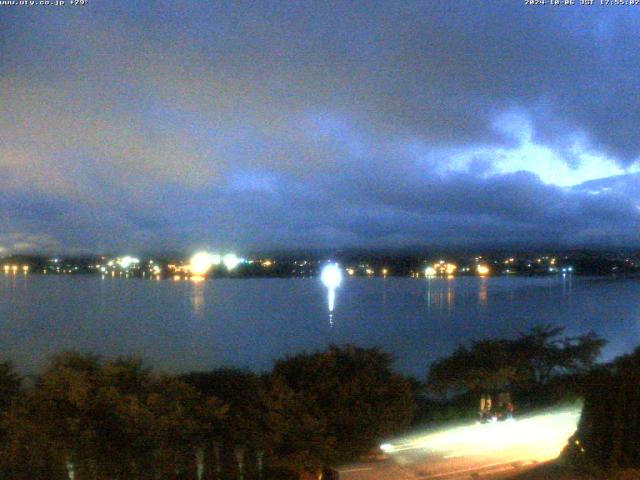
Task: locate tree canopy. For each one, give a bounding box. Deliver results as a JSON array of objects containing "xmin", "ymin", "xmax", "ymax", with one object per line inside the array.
[
  {"xmin": 427, "ymin": 325, "xmax": 605, "ymax": 396},
  {"xmin": 182, "ymin": 368, "xmax": 268, "ymax": 448},
  {"xmin": 0, "ymin": 352, "xmax": 227, "ymax": 480},
  {"xmin": 566, "ymin": 346, "xmax": 640, "ymax": 470},
  {"xmin": 0, "ymin": 346, "xmax": 419, "ymax": 480},
  {"xmin": 0, "ymin": 361, "xmax": 21, "ymax": 415},
  {"xmin": 265, "ymin": 345, "xmax": 417, "ymax": 476}
]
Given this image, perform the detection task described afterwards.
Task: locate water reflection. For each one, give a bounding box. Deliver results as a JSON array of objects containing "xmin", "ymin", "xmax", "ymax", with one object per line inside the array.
[
  {"xmin": 382, "ymin": 279, "xmax": 388, "ymax": 305},
  {"xmin": 191, "ymin": 277, "xmax": 205, "ymax": 317},
  {"xmin": 425, "ymin": 277, "xmax": 432, "ymax": 312},
  {"xmin": 327, "ymin": 289, "xmax": 335, "ymax": 327},
  {"xmin": 479, "ymin": 278, "xmax": 488, "ymax": 306},
  {"xmin": 562, "ymin": 273, "xmax": 573, "ymax": 297},
  {"xmin": 321, "ymin": 264, "xmax": 342, "ymax": 328},
  {"xmin": 447, "ymin": 284, "xmax": 455, "ymax": 312},
  {"xmin": 423, "ymin": 279, "xmax": 457, "ymax": 313}
]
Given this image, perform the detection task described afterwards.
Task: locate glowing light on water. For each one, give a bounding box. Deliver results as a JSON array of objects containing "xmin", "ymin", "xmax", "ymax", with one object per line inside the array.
[
  {"xmin": 321, "ymin": 263, "xmax": 342, "ymax": 313},
  {"xmin": 425, "ymin": 266, "xmax": 437, "ymax": 277},
  {"xmin": 321, "ymin": 264, "xmax": 342, "ymax": 290},
  {"xmin": 327, "ymin": 289, "xmax": 336, "ymax": 313}
]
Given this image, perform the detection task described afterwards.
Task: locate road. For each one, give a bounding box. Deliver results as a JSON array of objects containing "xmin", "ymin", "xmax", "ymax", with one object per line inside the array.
[{"xmin": 334, "ymin": 407, "xmax": 581, "ymax": 480}]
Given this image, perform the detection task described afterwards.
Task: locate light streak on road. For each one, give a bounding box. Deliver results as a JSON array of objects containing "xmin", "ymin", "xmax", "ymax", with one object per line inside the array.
[{"xmin": 381, "ymin": 407, "xmax": 581, "ymax": 464}]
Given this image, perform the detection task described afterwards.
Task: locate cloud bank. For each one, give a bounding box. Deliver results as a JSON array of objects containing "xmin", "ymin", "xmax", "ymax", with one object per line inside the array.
[{"xmin": 1, "ymin": 1, "xmax": 639, "ymax": 253}]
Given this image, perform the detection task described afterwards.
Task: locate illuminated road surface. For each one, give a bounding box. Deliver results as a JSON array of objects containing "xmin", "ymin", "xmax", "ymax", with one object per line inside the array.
[{"xmin": 335, "ymin": 407, "xmax": 581, "ymax": 480}]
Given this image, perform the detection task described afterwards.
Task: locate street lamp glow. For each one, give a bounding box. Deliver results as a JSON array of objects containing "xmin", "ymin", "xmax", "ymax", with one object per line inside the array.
[
  {"xmin": 119, "ymin": 256, "xmax": 139, "ymax": 269},
  {"xmin": 223, "ymin": 253, "xmax": 241, "ymax": 270},
  {"xmin": 425, "ymin": 266, "xmax": 437, "ymax": 277},
  {"xmin": 477, "ymin": 264, "xmax": 490, "ymax": 276},
  {"xmin": 190, "ymin": 251, "xmax": 215, "ymax": 275}
]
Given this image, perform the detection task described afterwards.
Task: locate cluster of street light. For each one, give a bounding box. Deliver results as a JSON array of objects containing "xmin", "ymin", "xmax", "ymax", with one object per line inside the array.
[
  {"xmin": 2, "ymin": 264, "xmax": 29, "ymax": 274},
  {"xmin": 424, "ymin": 261, "xmax": 491, "ymax": 278},
  {"xmin": 189, "ymin": 251, "xmax": 243, "ymax": 275}
]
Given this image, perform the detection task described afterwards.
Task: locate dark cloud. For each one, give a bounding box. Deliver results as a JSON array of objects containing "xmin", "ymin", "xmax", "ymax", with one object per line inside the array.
[{"xmin": 1, "ymin": 2, "xmax": 639, "ymax": 253}]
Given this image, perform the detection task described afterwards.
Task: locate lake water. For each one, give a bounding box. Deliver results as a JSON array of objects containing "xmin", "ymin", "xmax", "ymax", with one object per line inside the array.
[{"xmin": 1, "ymin": 274, "xmax": 639, "ymax": 378}]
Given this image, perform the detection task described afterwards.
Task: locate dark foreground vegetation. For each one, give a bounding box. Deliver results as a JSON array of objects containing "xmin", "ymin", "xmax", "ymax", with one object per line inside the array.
[
  {"xmin": 559, "ymin": 346, "xmax": 640, "ymax": 477},
  {"xmin": 0, "ymin": 346, "xmax": 415, "ymax": 480},
  {"xmin": 423, "ymin": 325, "xmax": 604, "ymax": 423},
  {"xmin": 0, "ymin": 325, "xmax": 628, "ymax": 480}
]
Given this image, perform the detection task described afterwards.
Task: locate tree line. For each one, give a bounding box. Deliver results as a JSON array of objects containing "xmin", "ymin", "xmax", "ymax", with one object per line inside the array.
[
  {"xmin": 426, "ymin": 324, "xmax": 605, "ymax": 414},
  {"xmin": 565, "ymin": 346, "xmax": 640, "ymax": 473},
  {"xmin": 0, "ymin": 346, "xmax": 416, "ymax": 480}
]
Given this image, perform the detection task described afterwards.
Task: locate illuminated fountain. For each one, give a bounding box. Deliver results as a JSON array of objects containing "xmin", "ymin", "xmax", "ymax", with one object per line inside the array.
[{"xmin": 321, "ymin": 263, "xmax": 342, "ymax": 326}]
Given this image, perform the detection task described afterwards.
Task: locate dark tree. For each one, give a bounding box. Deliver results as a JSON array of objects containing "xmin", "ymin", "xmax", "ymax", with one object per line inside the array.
[
  {"xmin": 566, "ymin": 346, "xmax": 640, "ymax": 470},
  {"xmin": 427, "ymin": 325, "xmax": 605, "ymax": 396},
  {"xmin": 0, "ymin": 352, "xmax": 227, "ymax": 480},
  {"xmin": 427, "ymin": 340, "xmax": 518, "ymax": 395},
  {"xmin": 511, "ymin": 325, "xmax": 605, "ymax": 386},
  {"xmin": 265, "ymin": 345, "xmax": 417, "ymax": 478},
  {"xmin": 182, "ymin": 368, "xmax": 267, "ymax": 445},
  {"xmin": 0, "ymin": 362, "xmax": 21, "ymax": 413},
  {"xmin": 182, "ymin": 368, "xmax": 269, "ymax": 479}
]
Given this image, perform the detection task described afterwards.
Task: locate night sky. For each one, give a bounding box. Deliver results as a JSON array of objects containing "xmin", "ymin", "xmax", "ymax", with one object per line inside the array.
[{"xmin": 1, "ymin": 1, "xmax": 639, "ymax": 254}]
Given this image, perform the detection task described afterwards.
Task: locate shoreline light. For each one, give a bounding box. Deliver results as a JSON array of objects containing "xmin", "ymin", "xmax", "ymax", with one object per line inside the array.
[
  {"xmin": 425, "ymin": 266, "xmax": 437, "ymax": 277},
  {"xmin": 477, "ymin": 264, "xmax": 490, "ymax": 276},
  {"xmin": 222, "ymin": 253, "xmax": 241, "ymax": 271},
  {"xmin": 190, "ymin": 251, "xmax": 216, "ymax": 276},
  {"xmin": 118, "ymin": 256, "xmax": 140, "ymax": 269}
]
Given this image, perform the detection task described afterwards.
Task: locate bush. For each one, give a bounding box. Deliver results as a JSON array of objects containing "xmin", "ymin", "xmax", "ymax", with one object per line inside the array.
[{"xmin": 566, "ymin": 348, "xmax": 640, "ymax": 470}]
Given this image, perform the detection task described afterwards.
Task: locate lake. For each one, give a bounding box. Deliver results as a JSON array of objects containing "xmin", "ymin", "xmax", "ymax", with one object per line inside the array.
[{"xmin": 1, "ymin": 274, "xmax": 639, "ymax": 378}]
